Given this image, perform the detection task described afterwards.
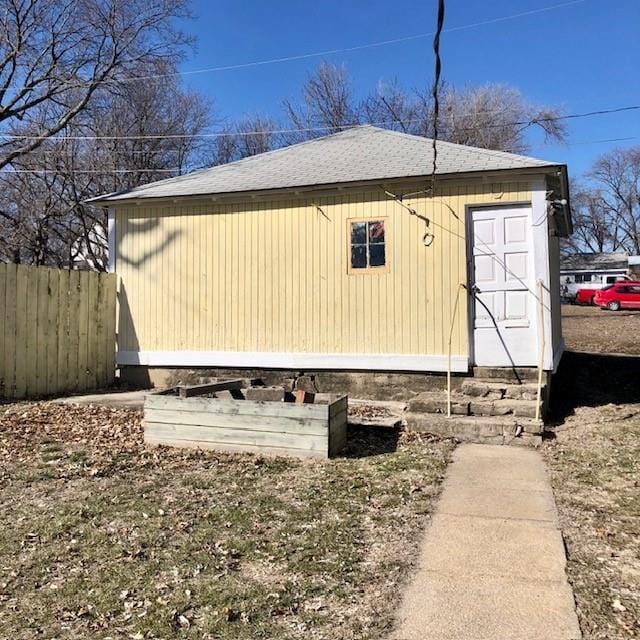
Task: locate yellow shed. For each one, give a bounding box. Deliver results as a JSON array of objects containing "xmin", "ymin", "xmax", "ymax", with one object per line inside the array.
[{"xmin": 92, "ymin": 126, "xmax": 570, "ymax": 391}]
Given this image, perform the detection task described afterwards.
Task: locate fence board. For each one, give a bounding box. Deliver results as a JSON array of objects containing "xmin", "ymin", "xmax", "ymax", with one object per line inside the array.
[
  {"xmin": 56, "ymin": 269, "xmax": 71, "ymax": 394},
  {"xmin": 46, "ymin": 270, "xmax": 59, "ymax": 395},
  {"xmin": 36, "ymin": 268, "xmax": 49, "ymax": 396},
  {"xmin": 14, "ymin": 266, "xmax": 29, "ymax": 398},
  {"xmin": 3, "ymin": 265, "xmax": 17, "ymax": 397},
  {"xmin": 0, "ymin": 265, "xmax": 117, "ymax": 399}
]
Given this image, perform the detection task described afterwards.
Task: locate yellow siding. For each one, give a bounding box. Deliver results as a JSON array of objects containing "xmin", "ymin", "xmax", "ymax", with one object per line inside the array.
[{"xmin": 115, "ymin": 179, "xmax": 532, "ymax": 359}]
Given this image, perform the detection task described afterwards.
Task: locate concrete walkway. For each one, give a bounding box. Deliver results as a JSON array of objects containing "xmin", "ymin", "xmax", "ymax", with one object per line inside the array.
[{"xmin": 393, "ymin": 444, "xmax": 582, "ymax": 640}]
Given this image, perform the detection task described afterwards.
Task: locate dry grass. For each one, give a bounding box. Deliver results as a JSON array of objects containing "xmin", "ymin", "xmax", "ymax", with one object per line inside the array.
[
  {"xmin": 545, "ymin": 350, "xmax": 640, "ymax": 639},
  {"xmin": 0, "ymin": 402, "xmax": 453, "ymax": 640},
  {"xmin": 562, "ymin": 304, "xmax": 640, "ymax": 356}
]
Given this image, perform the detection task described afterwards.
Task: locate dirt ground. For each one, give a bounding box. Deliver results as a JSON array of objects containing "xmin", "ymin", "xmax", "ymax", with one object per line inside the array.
[
  {"xmin": 0, "ymin": 403, "xmax": 453, "ymax": 640},
  {"xmin": 544, "ymin": 351, "xmax": 640, "ymax": 639},
  {"xmin": 561, "ymin": 304, "xmax": 640, "ymax": 355}
]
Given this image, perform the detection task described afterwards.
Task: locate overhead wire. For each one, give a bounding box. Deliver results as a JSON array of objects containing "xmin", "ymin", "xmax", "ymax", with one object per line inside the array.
[{"xmin": 2, "ymin": 104, "xmax": 636, "ymax": 142}]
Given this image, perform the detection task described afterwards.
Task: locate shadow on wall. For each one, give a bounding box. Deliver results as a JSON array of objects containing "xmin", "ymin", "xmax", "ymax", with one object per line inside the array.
[
  {"xmin": 118, "ymin": 217, "xmax": 182, "ymax": 269},
  {"xmin": 116, "ymin": 283, "xmax": 151, "ymax": 388},
  {"xmin": 549, "ymin": 350, "xmax": 640, "ymax": 424}
]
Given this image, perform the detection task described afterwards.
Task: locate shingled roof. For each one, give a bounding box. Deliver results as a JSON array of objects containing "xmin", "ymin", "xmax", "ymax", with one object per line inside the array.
[
  {"xmin": 560, "ymin": 252, "xmax": 629, "ymax": 272},
  {"xmin": 91, "ymin": 125, "xmax": 561, "ymax": 203}
]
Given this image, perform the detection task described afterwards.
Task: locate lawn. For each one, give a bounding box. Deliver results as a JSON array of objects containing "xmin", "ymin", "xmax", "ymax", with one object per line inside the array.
[
  {"xmin": 544, "ymin": 349, "xmax": 640, "ymax": 640},
  {"xmin": 561, "ymin": 304, "xmax": 640, "ymax": 355},
  {"xmin": 0, "ymin": 402, "xmax": 453, "ymax": 640}
]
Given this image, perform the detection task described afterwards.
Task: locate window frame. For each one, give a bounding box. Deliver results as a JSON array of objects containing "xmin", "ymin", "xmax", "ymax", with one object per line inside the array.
[{"xmin": 346, "ymin": 217, "xmax": 390, "ymax": 275}]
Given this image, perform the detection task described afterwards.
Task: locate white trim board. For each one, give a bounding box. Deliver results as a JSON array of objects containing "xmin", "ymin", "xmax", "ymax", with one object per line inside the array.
[
  {"xmin": 107, "ymin": 208, "xmax": 116, "ymax": 273},
  {"xmin": 117, "ymin": 350, "xmax": 470, "ymax": 373}
]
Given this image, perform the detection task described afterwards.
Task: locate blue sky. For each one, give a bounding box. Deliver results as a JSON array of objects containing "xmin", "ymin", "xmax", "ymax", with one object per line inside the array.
[{"xmin": 177, "ymin": 0, "xmax": 640, "ymax": 177}]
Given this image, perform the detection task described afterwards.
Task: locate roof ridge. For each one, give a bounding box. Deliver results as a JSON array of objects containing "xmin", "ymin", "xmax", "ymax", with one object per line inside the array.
[{"xmin": 367, "ymin": 125, "xmax": 558, "ymax": 164}]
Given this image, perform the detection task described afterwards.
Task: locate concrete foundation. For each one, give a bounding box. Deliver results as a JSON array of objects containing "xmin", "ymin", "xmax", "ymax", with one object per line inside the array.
[{"xmin": 119, "ymin": 366, "xmax": 465, "ymax": 402}]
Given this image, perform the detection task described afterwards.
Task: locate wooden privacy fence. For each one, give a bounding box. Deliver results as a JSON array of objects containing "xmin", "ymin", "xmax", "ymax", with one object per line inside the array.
[{"xmin": 0, "ymin": 264, "xmax": 117, "ymax": 399}]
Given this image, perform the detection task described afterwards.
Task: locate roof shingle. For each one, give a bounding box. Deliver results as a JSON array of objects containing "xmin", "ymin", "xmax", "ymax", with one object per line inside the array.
[{"xmin": 92, "ymin": 125, "xmax": 560, "ymax": 202}]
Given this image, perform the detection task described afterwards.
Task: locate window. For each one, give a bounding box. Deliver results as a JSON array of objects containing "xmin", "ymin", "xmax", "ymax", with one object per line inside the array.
[
  {"xmin": 583, "ymin": 273, "xmax": 592, "ymax": 282},
  {"xmin": 606, "ymin": 276, "xmax": 617, "ymax": 284},
  {"xmin": 574, "ymin": 274, "xmax": 584, "ymax": 283},
  {"xmin": 349, "ymin": 219, "xmax": 386, "ymax": 271}
]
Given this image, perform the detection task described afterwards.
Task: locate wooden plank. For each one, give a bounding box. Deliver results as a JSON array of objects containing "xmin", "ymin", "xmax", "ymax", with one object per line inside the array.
[
  {"xmin": 0, "ymin": 264, "xmax": 5, "ymax": 396},
  {"xmin": 103, "ymin": 273, "xmax": 117, "ymax": 386},
  {"xmin": 2, "ymin": 264, "xmax": 17, "ymax": 398},
  {"xmin": 67, "ymin": 270, "xmax": 81, "ymax": 392},
  {"xmin": 329, "ymin": 395, "xmax": 348, "ymax": 419},
  {"xmin": 56, "ymin": 270, "xmax": 71, "ymax": 394},
  {"xmin": 93, "ymin": 273, "xmax": 107, "ymax": 388},
  {"xmin": 46, "ymin": 269, "xmax": 59, "ymax": 395},
  {"xmin": 144, "ymin": 421, "xmax": 328, "ymax": 453},
  {"xmin": 178, "ymin": 378, "xmax": 245, "ymax": 398},
  {"xmin": 144, "ymin": 435, "xmax": 327, "ymax": 459},
  {"xmin": 76, "ymin": 270, "xmax": 90, "ymax": 391},
  {"xmin": 24, "ymin": 266, "xmax": 39, "ymax": 397},
  {"xmin": 85, "ymin": 271, "xmax": 98, "ymax": 390},
  {"xmin": 144, "ymin": 407, "xmax": 329, "ymax": 436},
  {"xmin": 145, "ymin": 393, "xmax": 330, "ymax": 420},
  {"xmin": 35, "ymin": 268, "xmax": 50, "ymax": 396},
  {"xmin": 13, "ymin": 266, "xmax": 29, "ymax": 398}
]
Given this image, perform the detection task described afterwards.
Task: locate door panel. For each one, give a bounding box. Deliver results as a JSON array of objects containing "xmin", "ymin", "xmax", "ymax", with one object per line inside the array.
[{"xmin": 471, "ymin": 206, "xmax": 537, "ymax": 367}]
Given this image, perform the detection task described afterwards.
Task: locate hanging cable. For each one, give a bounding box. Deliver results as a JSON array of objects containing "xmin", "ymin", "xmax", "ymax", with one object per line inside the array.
[{"xmin": 431, "ymin": 0, "xmax": 445, "ymax": 190}]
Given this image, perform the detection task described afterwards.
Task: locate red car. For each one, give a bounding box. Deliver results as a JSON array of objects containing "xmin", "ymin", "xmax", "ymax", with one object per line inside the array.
[
  {"xmin": 575, "ymin": 287, "xmax": 599, "ymax": 305},
  {"xmin": 594, "ymin": 281, "xmax": 640, "ymax": 310}
]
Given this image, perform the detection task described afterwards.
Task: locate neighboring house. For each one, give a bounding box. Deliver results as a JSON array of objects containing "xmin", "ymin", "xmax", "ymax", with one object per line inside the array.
[
  {"xmin": 560, "ymin": 252, "xmax": 632, "ymax": 299},
  {"xmin": 629, "ymin": 256, "xmax": 640, "ymax": 279},
  {"xmin": 90, "ymin": 125, "xmax": 571, "ymax": 388}
]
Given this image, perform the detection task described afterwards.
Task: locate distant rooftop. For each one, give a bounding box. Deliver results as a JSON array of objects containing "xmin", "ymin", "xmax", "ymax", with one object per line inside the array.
[
  {"xmin": 561, "ymin": 252, "xmax": 629, "ymax": 272},
  {"xmin": 91, "ymin": 125, "xmax": 561, "ymax": 203}
]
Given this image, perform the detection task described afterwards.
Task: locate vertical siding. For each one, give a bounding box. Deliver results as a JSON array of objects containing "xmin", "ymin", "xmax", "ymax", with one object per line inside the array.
[{"xmin": 115, "ymin": 180, "xmax": 532, "ymax": 359}]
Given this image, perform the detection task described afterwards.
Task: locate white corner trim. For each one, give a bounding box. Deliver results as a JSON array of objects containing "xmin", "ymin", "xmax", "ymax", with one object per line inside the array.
[
  {"xmin": 107, "ymin": 208, "xmax": 116, "ymax": 273},
  {"xmin": 531, "ymin": 179, "xmax": 555, "ymax": 371},
  {"xmin": 116, "ymin": 350, "xmax": 470, "ymax": 373}
]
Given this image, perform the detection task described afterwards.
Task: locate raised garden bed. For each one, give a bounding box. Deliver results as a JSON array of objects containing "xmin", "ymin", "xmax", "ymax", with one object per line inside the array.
[{"xmin": 143, "ymin": 380, "xmax": 348, "ymax": 458}]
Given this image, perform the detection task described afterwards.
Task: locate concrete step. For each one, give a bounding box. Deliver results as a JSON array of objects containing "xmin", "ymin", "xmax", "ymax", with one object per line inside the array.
[
  {"xmin": 407, "ymin": 391, "xmax": 543, "ymax": 419},
  {"xmin": 460, "ymin": 379, "xmax": 546, "ymax": 401},
  {"xmin": 405, "ymin": 412, "xmax": 543, "ymax": 447},
  {"xmin": 472, "ymin": 367, "xmax": 540, "ymax": 382}
]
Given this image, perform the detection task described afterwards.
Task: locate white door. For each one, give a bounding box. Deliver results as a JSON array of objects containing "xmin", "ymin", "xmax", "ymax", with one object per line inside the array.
[{"xmin": 470, "ymin": 206, "xmax": 537, "ymax": 367}]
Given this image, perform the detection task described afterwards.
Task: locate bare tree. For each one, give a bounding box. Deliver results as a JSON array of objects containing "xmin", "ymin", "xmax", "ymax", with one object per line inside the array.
[
  {"xmin": 587, "ymin": 147, "xmax": 640, "ymax": 254},
  {"xmin": 361, "ymin": 79, "xmax": 419, "ymax": 133},
  {"xmin": 282, "ymin": 64, "xmax": 566, "ymax": 154},
  {"xmin": 433, "ymin": 84, "xmax": 566, "ymax": 153},
  {"xmin": 0, "ymin": 0, "xmax": 192, "ymax": 170},
  {"xmin": 282, "ymin": 62, "xmax": 359, "ymax": 143},
  {"xmin": 564, "ymin": 183, "xmax": 617, "ymax": 255},
  {"xmin": 209, "ymin": 113, "xmax": 278, "ymax": 165},
  {"xmin": 0, "ymin": 65, "xmax": 211, "ymax": 268}
]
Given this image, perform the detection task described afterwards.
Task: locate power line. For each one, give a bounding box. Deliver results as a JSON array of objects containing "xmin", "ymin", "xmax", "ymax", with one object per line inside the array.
[
  {"xmin": 3, "ymin": 130, "xmax": 640, "ymax": 175},
  {"xmin": 0, "ymin": 0, "xmax": 588, "ymax": 91},
  {"xmin": 1, "ymin": 104, "xmax": 638, "ymax": 142}
]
